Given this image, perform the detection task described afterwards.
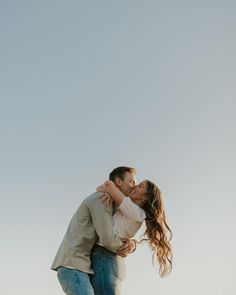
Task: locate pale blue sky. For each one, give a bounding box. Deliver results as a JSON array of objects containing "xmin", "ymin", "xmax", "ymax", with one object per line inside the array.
[{"xmin": 1, "ymin": 1, "xmax": 236, "ymax": 294}]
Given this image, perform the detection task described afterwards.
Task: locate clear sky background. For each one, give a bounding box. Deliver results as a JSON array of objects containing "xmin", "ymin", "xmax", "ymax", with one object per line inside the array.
[{"xmin": 1, "ymin": 1, "xmax": 235, "ymax": 294}]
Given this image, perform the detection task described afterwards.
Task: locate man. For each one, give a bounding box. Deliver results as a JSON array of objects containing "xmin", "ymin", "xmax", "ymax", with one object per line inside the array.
[{"xmin": 51, "ymin": 166, "xmax": 137, "ymax": 295}]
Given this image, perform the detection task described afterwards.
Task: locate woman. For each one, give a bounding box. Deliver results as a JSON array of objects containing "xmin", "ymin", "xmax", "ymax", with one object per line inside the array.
[{"xmin": 96, "ymin": 179, "xmax": 173, "ymax": 278}]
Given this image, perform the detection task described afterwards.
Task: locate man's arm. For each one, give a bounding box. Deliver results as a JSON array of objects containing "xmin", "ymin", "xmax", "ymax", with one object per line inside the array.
[{"xmin": 89, "ymin": 193, "xmax": 125, "ymax": 253}]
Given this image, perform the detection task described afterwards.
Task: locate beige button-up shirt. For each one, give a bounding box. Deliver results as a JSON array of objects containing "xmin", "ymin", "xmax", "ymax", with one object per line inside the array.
[{"xmin": 51, "ymin": 192, "xmax": 124, "ymax": 274}]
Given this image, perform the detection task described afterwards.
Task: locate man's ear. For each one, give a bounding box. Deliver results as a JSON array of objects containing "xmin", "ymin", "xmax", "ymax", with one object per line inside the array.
[{"xmin": 114, "ymin": 176, "xmax": 122, "ymax": 187}]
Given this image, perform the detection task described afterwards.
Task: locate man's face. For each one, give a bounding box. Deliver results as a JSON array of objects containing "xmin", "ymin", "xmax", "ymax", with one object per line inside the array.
[{"xmin": 115, "ymin": 172, "xmax": 136, "ymax": 195}]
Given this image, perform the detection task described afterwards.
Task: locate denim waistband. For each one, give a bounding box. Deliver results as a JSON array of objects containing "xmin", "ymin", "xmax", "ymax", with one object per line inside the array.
[{"xmin": 92, "ymin": 244, "xmax": 116, "ymax": 256}]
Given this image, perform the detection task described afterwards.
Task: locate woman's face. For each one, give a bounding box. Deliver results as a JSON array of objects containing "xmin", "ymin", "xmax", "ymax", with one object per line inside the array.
[{"xmin": 129, "ymin": 180, "xmax": 148, "ymax": 202}]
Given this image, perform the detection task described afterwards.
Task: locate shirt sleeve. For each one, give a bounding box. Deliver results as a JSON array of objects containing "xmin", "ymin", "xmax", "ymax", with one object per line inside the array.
[
  {"xmin": 118, "ymin": 197, "xmax": 146, "ymax": 222},
  {"xmin": 89, "ymin": 194, "xmax": 124, "ymax": 253}
]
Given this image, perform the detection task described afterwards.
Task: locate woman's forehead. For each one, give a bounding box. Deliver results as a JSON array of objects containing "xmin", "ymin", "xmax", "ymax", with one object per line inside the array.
[{"xmin": 139, "ymin": 180, "xmax": 147, "ymax": 186}]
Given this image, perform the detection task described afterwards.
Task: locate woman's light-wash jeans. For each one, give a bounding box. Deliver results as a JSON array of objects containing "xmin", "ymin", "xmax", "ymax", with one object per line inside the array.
[
  {"xmin": 57, "ymin": 245, "xmax": 126, "ymax": 295},
  {"xmin": 90, "ymin": 244, "xmax": 126, "ymax": 295}
]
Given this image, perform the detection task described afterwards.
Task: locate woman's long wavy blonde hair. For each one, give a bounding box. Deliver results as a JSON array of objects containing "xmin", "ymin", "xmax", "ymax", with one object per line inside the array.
[{"xmin": 141, "ymin": 180, "xmax": 173, "ymax": 278}]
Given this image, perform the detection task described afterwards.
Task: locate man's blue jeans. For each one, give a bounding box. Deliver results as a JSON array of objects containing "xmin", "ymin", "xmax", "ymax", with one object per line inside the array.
[
  {"xmin": 57, "ymin": 267, "xmax": 95, "ymax": 295},
  {"xmin": 90, "ymin": 244, "xmax": 126, "ymax": 295},
  {"xmin": 57, "ymin": 245, "xmax": 126, "ymax": 295}
]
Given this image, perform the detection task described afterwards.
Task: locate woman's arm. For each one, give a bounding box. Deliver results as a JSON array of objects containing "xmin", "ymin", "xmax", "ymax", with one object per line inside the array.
[
  {"xmin": 102, "ymin": 180, "xmax": 125, "ymax": 205},
  {"xmin": 96, "ymin": 180, "xmax": 126, "ymax": 205}
]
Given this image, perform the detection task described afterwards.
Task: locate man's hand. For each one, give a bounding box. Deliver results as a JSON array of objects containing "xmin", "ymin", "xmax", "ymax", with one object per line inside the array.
[{"xmin": 117, "ymin": 239, "xmax": 137, "ymax": 257}]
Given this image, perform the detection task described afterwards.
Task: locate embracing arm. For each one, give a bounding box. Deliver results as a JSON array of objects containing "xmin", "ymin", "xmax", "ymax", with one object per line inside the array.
[
  {"xmin": 99, "ymin": 180, "xmax": 126, "ymax": 206},
  {"xmin": 90, "ymin": 193, "xmax": 124, "ymax": 252},
  {"xmin": 89, "ymin": 193, "xmax": 136, "ymax": 255}
]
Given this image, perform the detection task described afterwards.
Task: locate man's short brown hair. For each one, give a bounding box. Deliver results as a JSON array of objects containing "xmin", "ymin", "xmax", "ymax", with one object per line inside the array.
[{"xmin": 109, "ymin": 166, "xmax": 136, "ymax": 182}]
